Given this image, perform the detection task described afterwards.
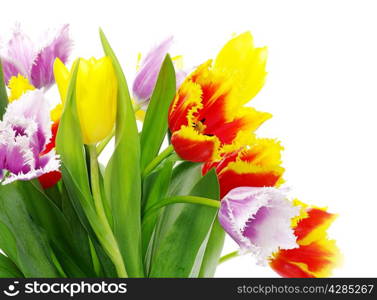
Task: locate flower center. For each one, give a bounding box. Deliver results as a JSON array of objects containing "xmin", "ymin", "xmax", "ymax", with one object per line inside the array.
[
  {"xmin": 12, "ymin": 125, "xmax": 27, "ymax": 137},
  {"xmin": 192, "ymin": 118, "xmax": 214, "ymax": 137}
]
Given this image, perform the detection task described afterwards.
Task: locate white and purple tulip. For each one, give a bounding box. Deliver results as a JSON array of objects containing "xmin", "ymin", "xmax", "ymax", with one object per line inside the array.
[
  {"xmin": 132, "ymin": 37, "xmax": 186, "ymax": 106},
  {"xmin": 0, "ymin": 24, "xmax": 72, "ymax": 89},
  {"xmin": 0, "ymin": 90, "xmax": 60, "ymax": 184},
  {"xmin": 219, "ymin": 186, "xmax": 300, "ymax": 264}
]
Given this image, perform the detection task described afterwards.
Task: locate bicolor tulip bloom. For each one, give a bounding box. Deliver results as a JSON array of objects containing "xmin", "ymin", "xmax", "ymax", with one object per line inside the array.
[
  {"xmin": 270, "ymin": 201, "xmax": 341, "ymax": 277},
  {"xmin": 168, "ymin": 32, "xmax": 270, "ymax": 162},
  {"xmin": 0, "ymin": 90, "xmax": 60, "ymax": 184},
  {"xmin": 5, "ymin": 75, "xmax": 62, "ymax": 188},
  {"xmin": 218, "ymin": 187, "xmax": 300, "ymax": 263},
  {"xmin": 0, "ymin": 24, "xmax": 72, "ymax": 89},
  {"xmin": 54, "ymin": 57, "xmax": 118, "ymax": 145},
  {"xmin": 203, "ymin": 133, "xmax": 285, "ymax": 198}
]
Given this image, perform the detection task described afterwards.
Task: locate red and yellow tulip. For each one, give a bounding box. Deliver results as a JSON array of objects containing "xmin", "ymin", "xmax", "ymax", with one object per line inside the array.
[
  {"xmin": 270, "ymin": 201, "xmax": 342, "ymax": 277},
  {"xmin": 168, "ymin": 32, "xmax": 270, "ymax": 162}
]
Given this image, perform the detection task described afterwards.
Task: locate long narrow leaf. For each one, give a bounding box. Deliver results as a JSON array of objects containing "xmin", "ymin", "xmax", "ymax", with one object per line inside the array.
[
  {"xmin": 198, "ymin": 219, "xmax": 225, "ymax": 277},
  {"xmin": 100, "ymin": 29, "xmax": 144, "ymax": 277},
  {"xmin": 140, "ymin": 55, "xmax": 176, "ymax": 170},
  {"xmin": 141, "ymin": 161, "xmax": 173, "ymax": 270},
  {"xmin": 0, "ymin": 60, "xmax": 8, "ymax": 119},
  {"xmin": 0, "ymin": 254, "xmax": 23, "ymax": 278}
]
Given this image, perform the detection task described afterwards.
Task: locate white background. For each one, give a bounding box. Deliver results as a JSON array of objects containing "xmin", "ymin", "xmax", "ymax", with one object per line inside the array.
[{"xmin": 1, "ymin": 0, "xmax": 376, "ymax": 277}]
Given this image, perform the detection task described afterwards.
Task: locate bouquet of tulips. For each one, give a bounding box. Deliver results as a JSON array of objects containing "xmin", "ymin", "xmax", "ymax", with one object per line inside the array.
[{"xmin": 0, "ymin": 25, "xmax": 341, "ymax": 278}]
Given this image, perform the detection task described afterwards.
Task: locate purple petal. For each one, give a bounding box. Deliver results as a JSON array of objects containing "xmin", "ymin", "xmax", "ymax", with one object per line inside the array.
[
  {"xmin": 219, "ymin": 186, "xmax": 300, "ymax": 263},
  {"xmin": 31, "ymin": 24, "xmax": 72, "ymax": 89},
  {"xmin": 1, "ymin": 25, "xmax": 36, "ymax": 83},
  {"xmin": 0, "ymin": 57, "xmax": 24, "ymax": 84},
  {"xmin": 0, "ymin": 136, "xmax": 33, "ymax": 175},
  {"xmin": 132, "ymin": 37, "xmax": 173, "ymax": 103}
]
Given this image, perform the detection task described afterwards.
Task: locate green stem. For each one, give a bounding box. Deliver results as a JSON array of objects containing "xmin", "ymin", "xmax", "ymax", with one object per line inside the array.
[
  {"xmin": 88, "ymin": 145, "xmax": 128, "ymax": 278},
  {"xmin": 142, "ymin": 145, "xmax": 174, "ymax": 179},
  {"xmin": 142, "ymin": 195, "xmax": 220, "ymax": 224},
  {"xmin": 96, "ymin": 127, "xmax": 115, "ymax": 155},
  {"xmin": 0, "ymin": 60, "xmax": 8, "ymax": 120},
  {"xmin": 219, "ymin": 251, "xmax": 240, "ymax": 265},
  {"xmin": 96, "ymin": 102, "xmax": 141, "ymax": 155}
]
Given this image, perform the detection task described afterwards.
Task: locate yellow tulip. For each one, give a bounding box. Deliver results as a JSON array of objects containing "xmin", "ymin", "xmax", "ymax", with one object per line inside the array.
[{"xmin": 54, "ymin": 57, "xmax": 117, "ymax": 145}]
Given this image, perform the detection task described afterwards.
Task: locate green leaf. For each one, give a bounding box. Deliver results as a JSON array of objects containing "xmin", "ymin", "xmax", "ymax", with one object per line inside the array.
[
  {"xmin": 141, "ymin": 161, "xmax": 173, "ymax": 270},
  {"xmin": 150, "ymin": 162, "xmax": 202, "ymax": 259},
  {"xmin": 60, "ymin": 183, "xmax": 96, "ymax": 274},
  {"xmin": 167, "ymin": 162, "xmax": 203, "ymax": 196},
  {"xmin": 16, "ymin": 180, "xmax": 93, "ymax": 277},
  {"xmin": 100, "ymin": 29, "xmax": 144, "ymax": 277},
  {"xmin": 0, "ymin": 254, "xmax": 23, "ymax": 278},
  {"xmin": 140, "ymin": 55, "xmax": 176, "ymax": 170},
  {"xmin": 149, "ymin": 169, "xmax": 220, "ymax": 277},
  {"xmin": 198, "ymin": 219, "xmax": 225, "ymax": 277},
  {"xmin": 0, "ymin": 184, "xmax": 59, "ymax": 277},
  {"xmin": 0, "ymin": 60, "xmax": 8, "ymax": 120}
]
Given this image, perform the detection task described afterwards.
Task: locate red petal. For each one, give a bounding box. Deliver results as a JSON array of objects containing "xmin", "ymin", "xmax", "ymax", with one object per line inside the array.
[
  {"xmin": 40, "ymin": 120, "xmax": 59, "ymax": 156},
  {"xmin": 270, "ymin": 255, "xmax": 315, "ymax": 278},
  {"xmin": 171, "ymin": 129, "xmax": 220, "ymax": 162},
  {"xmin": 38, "ymin": 171, "xmax": 62, "ymax": 189},
  {"xmin": 295, "ymin": 208, "xmax": 335, "ymax": 242},
  {"xmin": 218, "ymin": 169, "xmax": 281, "ymax": 198}
]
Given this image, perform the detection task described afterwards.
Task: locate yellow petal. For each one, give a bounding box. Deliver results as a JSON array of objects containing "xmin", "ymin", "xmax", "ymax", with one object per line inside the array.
[
  {"xmin": 53, "ymin": 57, "xmax": 70, "ymax": 104},
  {"xmin": 214, "ymin": 32, "xmax": 268, "ymax": 107},
  {"xmin": 50, "ymin": 103, "xmax": 63, "ymax": 122},
  {"xmin": 76, "ymin": 57, "xmax": 117, "ymax": 144}
]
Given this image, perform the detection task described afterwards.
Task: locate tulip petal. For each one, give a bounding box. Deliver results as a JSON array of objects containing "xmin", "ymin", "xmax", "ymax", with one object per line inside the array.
[
  {"xmin": 133, "ymin": 37, "xmax": 173, "ymax": 103},
  {"xmin": 38, "ymin": 170, "xmax": 62, "ymax": 189},
  {"xmin": 53, "ymin": 58, "xmax": 70, "ymax": 103},
  {"xmin": 204, "ymin": 134, "xmax": 285, "ymax": 197},
  {"xmin": 1, "ymin": 25, "xmax": 36, "ymax": 82},
  {"xmin": 219, "ymin": 187, "xmax": 299, "ymax": 263},
  {"xmin": 218, "ymin": 164, "xmax": 284, "ymax": 198},
  {"xmin": 31, "ymin": 24, "xmax": 72, "ymax": 89},
  {"xmin": 171, "ymin": 125, "xmax": 221, "ymax": 162},
  {"xmin": 75, "ymin": 57, "xmax": 118, "ymax": 144},
  {"xmin": 214, "ymin": 32, "xmax": 267, "ymax": 107},
  {"xmin": 168, "ymin": 80, "xmax": 202, "ymax": 132}
]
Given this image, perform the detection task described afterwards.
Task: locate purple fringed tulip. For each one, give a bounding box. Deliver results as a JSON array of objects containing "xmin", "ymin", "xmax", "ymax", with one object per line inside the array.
[
  {"xmin": 0, "ymin": 90, "xmax": 60, "ymax": 184},
  {"xmin": 219, "ymin": 187, "xmax": 300, "ymax": 264},
  {"xmin": 132, "ymin": 37, "xmax": 185, "ymax": 105},
  {"xmin": 0, "ymin": 24, "xmax": 72, "ymax": 89}
]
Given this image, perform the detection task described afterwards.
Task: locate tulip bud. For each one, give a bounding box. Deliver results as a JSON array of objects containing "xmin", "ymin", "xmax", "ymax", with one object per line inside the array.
[{"xmin": 54, "ymin": 57, "xmax": 117, "ymax": 144}]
